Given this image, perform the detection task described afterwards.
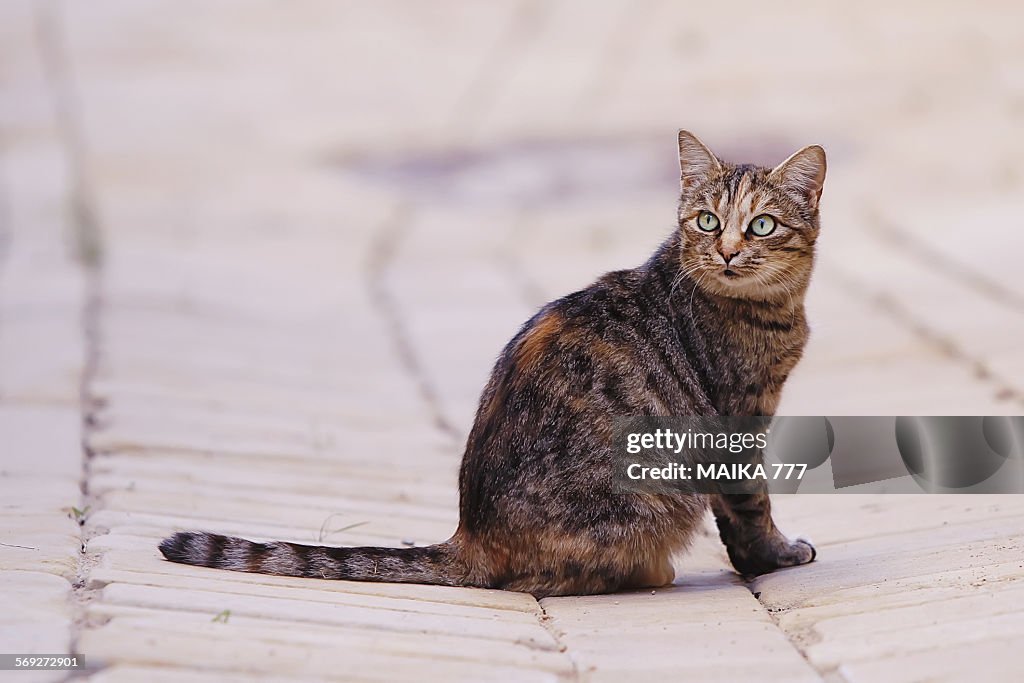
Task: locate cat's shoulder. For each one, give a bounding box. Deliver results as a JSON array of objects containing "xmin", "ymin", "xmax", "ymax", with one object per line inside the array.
[
  {"xmin": 546, "ymin": 268, "xmax": 642, "ymax": 319},
  {"xmin": 507, "ymin": 267, "xmax": 650, "ymax": 357}
]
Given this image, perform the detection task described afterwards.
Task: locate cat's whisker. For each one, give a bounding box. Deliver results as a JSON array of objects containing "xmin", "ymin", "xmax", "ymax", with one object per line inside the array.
[
  {"xmin": 760, "ymin": 265, "xmax": 804, "ymax": 320},
  {"xmin": 688, "ymin": 270, "xmax": 710, "ymax": 321},
  {"xmin": 670, "ymin": 261, "xmax": 706, "ymax": 300}
]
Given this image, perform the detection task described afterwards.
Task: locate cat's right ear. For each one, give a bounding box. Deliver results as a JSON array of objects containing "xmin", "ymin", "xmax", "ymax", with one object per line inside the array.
[{"xmin": 677, "ymin": 130, "xmax": 721, "ymax": 192}]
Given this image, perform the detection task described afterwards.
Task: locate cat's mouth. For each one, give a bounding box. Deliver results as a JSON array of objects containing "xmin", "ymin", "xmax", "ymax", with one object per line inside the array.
[
  {"xmin": 713, "ymin": 267, "xmax": 760, "ymax": 290},
  {"xmin": 707, "ymin": 266, "xmax": 792, "ymax": 300}
]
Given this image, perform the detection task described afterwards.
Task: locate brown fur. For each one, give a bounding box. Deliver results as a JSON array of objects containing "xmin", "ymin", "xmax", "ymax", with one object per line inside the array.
[
  {"xmin": 515, "ymin": 310, "xmax": 564, "ymax": 369},
  {"xmin": 160, "ymin": 131, "xmax": 825, "ymax": 597}
]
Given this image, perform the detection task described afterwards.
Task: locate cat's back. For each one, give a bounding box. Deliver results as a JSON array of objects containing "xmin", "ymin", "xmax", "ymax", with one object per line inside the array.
[
  {"xmin": 503, "ymin": 264, "xmax": 675, "ymax": 378},
  {"xmin": 468, "ymin": 260, "xmax": 710, "ymax": 447}
]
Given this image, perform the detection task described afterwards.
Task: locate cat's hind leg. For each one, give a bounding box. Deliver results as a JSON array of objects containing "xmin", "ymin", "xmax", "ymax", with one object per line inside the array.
[{"xmin": 621, "ymin": 557, "xmax": 676, "ymax": 590}]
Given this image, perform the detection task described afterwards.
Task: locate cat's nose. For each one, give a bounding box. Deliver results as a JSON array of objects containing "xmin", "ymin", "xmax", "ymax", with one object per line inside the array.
[{"xmin": 719, "ymin": 247, "xmax": 739, "ymax": 265}]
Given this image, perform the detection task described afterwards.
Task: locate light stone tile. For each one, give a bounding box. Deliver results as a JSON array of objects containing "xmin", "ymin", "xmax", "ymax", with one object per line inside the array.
[
  {"xmin": 0, "ymin": 531, "xmax": 80, "ymax": 576},
  {"xmin": 96, "ymin": 582, "xmax": 558, "ymax": 646},
  {"xmin": 94, "ymin": 487, "xmax": 454, "ymax": 535},
  {"xmin": 0, "ymin": 571, "xmax": 73, "ymax": 655},
  {"xmin": 86, "ymin": 569, "xmax": 540, "ymax": 622},
  {"xmin": 89, "ymin": 452, "xmax": 456, "ymax": 490},
  {"xmin": 88, "ymin": 474, "xmax": 455, "ymax": 527},
  {"xmin": 836, "ymin": 637, "xmax": 1024, "ymax": 683},
  {"xmin": 0, "ymin": 2, "xmax": 85, "ymax": 671},
  {"xmin": 0, "ymin": 407, "xmax": 84, "ymax": 475},
  {"xmin": 78, "ymin": 615, "xmax": 567, "ymax": 683},
  {"xmin": 769, "ymin": 495, "xmax": 1024, "ymax": 547},
  {"xmin": 0, "ymin": 317, "xmax": 84, "ymax": 404},
  {"xmin": 85, "ymin": 665, "xmax": 308, "ymax": 683},
  {"xmin": 808, "ymin": 610, "xmax": 1024, "ymax": 673},
  {"xmin": 543, "ymin": 586, "xmax": 822, "ymax": 682},
  {"xmin": 753, "ymin": 529, "xmax": 1024, "ymax": 611},
  {"xmin": 87, "ymin": 468, "xmax": 457, "ymax": 511},
  {"xmin": 87, "ymin": 512, "xmax": 448, "ymax": 553},
  {"xmin": 775, "ymin": 575, "xmax": 1024, "ymax": 637}
]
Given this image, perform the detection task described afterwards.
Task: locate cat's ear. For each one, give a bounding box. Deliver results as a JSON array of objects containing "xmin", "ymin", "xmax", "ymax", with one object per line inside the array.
[
  {"xmin": 770, "ymin": 145, "xmax": 827, "ymax": 208},
  {"xmin": 677, "ymin": 130, "xmax": 721, "ymax": 192}
]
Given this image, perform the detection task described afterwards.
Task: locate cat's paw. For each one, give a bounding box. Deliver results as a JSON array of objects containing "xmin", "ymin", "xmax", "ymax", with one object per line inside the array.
[
  {"xmin": 786, "ymin": 536, "xmax": 816, "ymax": 566},
  {"xmin": 727, "ymin": 534, "xmax": 816, "ymax": 576}
]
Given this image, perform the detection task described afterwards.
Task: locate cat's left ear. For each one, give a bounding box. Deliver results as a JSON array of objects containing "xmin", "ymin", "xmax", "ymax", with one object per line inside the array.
[{"xmin": 770, "ymin": 145, "xmax": 827, "ymax": 208}]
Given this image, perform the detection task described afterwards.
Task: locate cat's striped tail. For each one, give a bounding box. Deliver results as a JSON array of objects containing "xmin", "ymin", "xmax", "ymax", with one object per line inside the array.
[{"xmin": 159, "ymin": 531, "xmax": 465, "ymax": 586}]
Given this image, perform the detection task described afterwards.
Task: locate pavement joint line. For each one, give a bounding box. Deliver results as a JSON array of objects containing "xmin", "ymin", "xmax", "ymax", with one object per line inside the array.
[
  {"xmin": 747, "ymin": 584, "xmax": 827, "ymax": 680},
  {"xmin": 863, "ymin": 207, "xmax": 1024, "ymax": 316},
  {"xmin": 362, "ymin": 0, "xmax": 559, "ymax": 444},
  {"xmin": 32, "ymin": 0, "xmax": 110, "ymax": 677},
  {"xmin": 871, "ymin": 290, "xmax": 1021, "ymax": 406},
  {"xmin": 535, "ymin": 600, "xmax": 581, "ymax": 683},
  {"xmin": 33, "ymin": 0, "xmax": 102, "ymax": 270},
  {"xmin": 365, "ymin": 201, "xmax": 461, "ymax": 442},
  {"xmin": 824, "ymin": 260, "xmax": 1024, "ymax": 410}
]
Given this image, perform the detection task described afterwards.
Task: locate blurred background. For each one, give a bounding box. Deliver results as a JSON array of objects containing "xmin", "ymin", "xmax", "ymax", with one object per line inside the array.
[
  {"xmin": 5, "ymin": 1, "xmax": 1022, "ymax": 428},
  {"xmin": 3, "ymin": 1, "xmax": 1024, "ymax": 680}
]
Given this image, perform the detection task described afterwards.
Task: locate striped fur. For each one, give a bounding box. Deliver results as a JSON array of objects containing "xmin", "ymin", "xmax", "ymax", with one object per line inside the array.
[
  {"xmin": 159, "ymin": 532, "xmax": 462, "ymax": 584},
  {"xmin": 159, "ymin": 131, "xmax": 825, "ymax": 597}
]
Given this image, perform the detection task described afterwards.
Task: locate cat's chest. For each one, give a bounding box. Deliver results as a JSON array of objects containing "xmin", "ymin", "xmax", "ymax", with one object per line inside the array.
[{"xmin": 708, "ymin": 328, "xmax": 806, "ymax": 416}]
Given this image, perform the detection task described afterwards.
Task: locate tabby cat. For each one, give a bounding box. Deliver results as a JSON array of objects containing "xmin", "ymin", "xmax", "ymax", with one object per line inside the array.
[{"xmin": 160, "ymin": 131, "xmax": 825, "ymax": 597}]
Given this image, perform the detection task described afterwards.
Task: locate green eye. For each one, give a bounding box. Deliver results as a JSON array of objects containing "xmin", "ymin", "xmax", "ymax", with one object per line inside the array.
[
  {"xmin": 697, "ymin": 211, "xmax": 720, "ymax": 232},
  {"xmin": 749, "ymin": 214, "xmax": 776, "ymax": 237}
]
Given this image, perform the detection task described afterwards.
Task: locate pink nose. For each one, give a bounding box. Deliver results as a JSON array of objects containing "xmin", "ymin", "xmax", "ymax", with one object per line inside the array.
[{"xmin": 719, "ymin": 246, "xmax": 739, "ymax": 264}]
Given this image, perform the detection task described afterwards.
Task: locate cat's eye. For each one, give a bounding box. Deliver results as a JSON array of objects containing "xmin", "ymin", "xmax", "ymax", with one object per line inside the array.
[
  {"xmin": 697, "ymin": 211, "xmax": 720, "ymax": 232},
  {"xmin": 748, "ymin": 214, "xmax": 776, "ymax": 237}
]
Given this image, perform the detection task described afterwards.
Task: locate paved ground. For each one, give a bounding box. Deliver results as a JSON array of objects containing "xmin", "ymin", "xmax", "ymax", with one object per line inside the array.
[{"xmin": 2, "ymin": 1, "xmax": 1024, "ymax": 681}]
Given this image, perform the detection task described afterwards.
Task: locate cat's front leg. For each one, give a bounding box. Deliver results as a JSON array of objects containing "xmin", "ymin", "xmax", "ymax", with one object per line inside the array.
[{"xmin": 710, "ymin": 492, "xmax": 815, "ymax": 576}]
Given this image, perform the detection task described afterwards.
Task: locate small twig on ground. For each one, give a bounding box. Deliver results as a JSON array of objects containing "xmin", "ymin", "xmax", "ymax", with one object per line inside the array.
[
  {"xmin": 316, "ymin": 513, "xmax": 368, "ymax": 542},
  {"xmin": 0, "ymin": 542, "xmax": 39, "ymax": 550},
  {"xmin": 212, "ymin": 609, "xmax": 231, "ymax": 623}
]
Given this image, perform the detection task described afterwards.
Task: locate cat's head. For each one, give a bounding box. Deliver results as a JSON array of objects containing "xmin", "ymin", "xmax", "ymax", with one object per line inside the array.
[{"xmin": 675, "ymin": 130, "xmax": 826, "ymax": 302}]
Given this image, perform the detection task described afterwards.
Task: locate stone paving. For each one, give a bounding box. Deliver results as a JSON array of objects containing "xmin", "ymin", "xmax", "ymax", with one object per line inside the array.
[{"xmin": 2, "ymin": 1, "xmax": 1024, "ymax": 681}]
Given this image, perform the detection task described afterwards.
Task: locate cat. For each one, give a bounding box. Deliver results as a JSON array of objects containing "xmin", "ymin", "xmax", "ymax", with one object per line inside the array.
[{"xmin": 160, "ymin": 130, "xmax": 825, "ymax": 598}]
